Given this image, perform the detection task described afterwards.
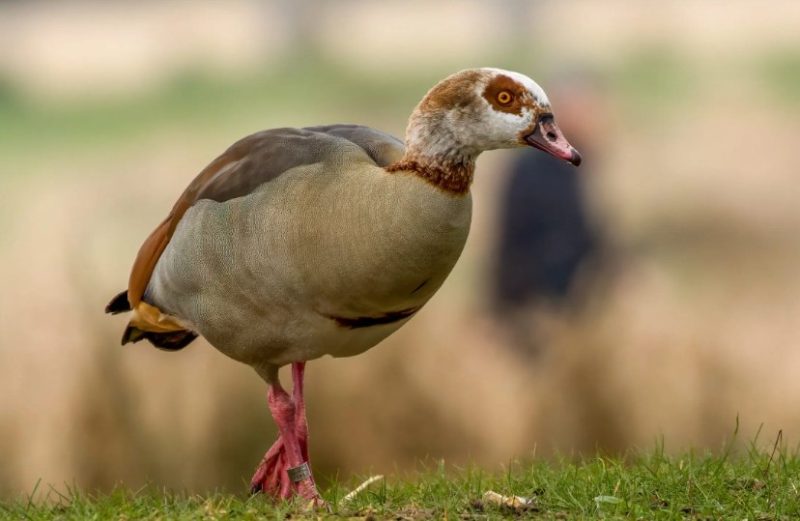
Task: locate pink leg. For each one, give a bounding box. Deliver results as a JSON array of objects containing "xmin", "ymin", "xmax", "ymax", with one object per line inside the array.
[
  {"xmin": 250, "ymin": 362, "xmax": 321, "ymax": 504},
  {"xmin": 292, "ymin": 362, "xmax": 310, "ymax": 463}
]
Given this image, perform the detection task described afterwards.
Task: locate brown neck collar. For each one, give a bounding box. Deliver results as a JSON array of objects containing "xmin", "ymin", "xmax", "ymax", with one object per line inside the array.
[{"xmin": 386, "ymin": 152, "xmax": 475, "ymax": 195}]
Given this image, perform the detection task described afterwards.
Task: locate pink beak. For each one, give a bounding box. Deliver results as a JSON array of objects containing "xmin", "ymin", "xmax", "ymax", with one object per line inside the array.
[{"xmin": 524, "ymin": 115, "xmax": 582, "ymax": 166}]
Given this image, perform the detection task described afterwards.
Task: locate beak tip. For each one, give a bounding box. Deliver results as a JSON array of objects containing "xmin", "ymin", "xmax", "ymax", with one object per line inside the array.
[
  {"xmin": 570, "ymin": 148, "xmax": 582, "ymax": 167},
  {"xmin": 524, "ymin": 118, "xmax": 582, "ymax": 167}
]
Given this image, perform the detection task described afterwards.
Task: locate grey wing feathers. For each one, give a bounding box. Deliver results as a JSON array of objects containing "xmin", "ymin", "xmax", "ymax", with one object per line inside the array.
[
  {"xmin": 196, "ymin": 125, "xmax": 404, "ymax": 205},
  {"xmin": 121, "ymin": 124, "xmax": 404, "ymax": 323},
  {"xmin": 304, "ymin": 124, "xmax": 405, "ymax": 167}
]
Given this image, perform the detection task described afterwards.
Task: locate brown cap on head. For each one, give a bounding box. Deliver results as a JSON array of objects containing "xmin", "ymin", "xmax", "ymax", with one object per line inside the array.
[{"xmin": 417, "ymin": 70, "xmax": 484, "ymax": 113}]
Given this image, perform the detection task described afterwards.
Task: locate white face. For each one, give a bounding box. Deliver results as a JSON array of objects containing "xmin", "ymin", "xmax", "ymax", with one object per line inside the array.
[
  {"xmin": 408, "ymin": 67, "xmax": 580, "ymax": 166},
  {"xmin": 459, "ymin": 68, "xmax": 553, "ymax": 151}
]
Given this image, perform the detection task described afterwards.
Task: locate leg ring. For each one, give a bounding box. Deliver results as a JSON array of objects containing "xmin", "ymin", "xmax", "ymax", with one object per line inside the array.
[{"xmin": 287, "ymin": 462, "xmax": 311, "ymax": 483}]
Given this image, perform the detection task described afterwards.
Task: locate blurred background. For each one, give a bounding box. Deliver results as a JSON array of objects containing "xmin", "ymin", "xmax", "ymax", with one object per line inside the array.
[{"xmin": 1, "ymin": 0, "xmax": 799, "ymax": 498}]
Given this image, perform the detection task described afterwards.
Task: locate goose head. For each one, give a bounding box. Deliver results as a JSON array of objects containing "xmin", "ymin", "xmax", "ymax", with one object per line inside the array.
[{"xmin": 404, "ymin": 67, "xmax": 582, "ymax": 168}]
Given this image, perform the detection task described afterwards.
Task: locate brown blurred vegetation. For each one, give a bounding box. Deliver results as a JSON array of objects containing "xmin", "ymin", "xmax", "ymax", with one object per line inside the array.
[{"xmin": 1, "ymin": 0, "xmax": 799, "ymax": 499}]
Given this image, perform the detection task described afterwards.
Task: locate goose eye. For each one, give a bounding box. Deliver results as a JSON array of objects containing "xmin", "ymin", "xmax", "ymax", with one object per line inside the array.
[{"xmin": 497, "ymin": 91, "xmax": 513, "ymax": 105}]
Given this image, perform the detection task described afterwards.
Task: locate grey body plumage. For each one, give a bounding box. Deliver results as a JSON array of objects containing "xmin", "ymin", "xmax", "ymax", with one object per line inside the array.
[{"xmin": 146, "ymin": 126, "xmax": 472, "ymax": 372}]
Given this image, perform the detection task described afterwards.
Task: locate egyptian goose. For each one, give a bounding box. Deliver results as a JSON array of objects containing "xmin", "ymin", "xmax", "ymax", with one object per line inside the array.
[{"xmin": 106, "ymin": 68, "xmax": 581, "ymax": 504}]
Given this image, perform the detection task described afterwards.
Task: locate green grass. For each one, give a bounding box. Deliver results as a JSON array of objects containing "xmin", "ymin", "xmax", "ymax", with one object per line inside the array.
[{"xmin": 4, "ymin": 441, "xmax": 800, "ymax": 520}]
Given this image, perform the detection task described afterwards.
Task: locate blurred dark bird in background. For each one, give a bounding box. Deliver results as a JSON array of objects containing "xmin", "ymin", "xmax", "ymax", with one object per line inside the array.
[{"xmin": 490, "ymin": 68, "xmax": 607, "ymax": 356}]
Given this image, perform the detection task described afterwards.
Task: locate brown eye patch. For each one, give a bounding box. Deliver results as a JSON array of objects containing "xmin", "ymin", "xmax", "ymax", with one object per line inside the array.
[{"xmin": 482, "ymin": 74, "xmax": 526, "ymax": 115}]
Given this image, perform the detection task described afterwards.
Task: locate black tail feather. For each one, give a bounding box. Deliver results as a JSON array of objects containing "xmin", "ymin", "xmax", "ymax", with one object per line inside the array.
[
  {"xmin": 144, "ymin": 330, "xmax": 198, "ymax": 351},
  {"xmin": 111, "ymin": 290, "xmax": 196, "ymax": 351},
  {"xmin": 121, "ymin": 325, "xmax": 197, "ymax": 351},
  {"xmin": 121, "ymin": 325, "xmax": 145, "ymax": 344},
  {"xmin": 105, "ymin": 290, "xmax": 131, "ymax": 314}
]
